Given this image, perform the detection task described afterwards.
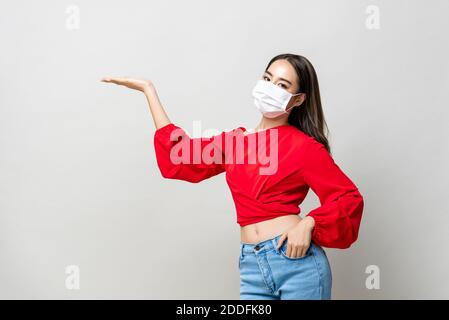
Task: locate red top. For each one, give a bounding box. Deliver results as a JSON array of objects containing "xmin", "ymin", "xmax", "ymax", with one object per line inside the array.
[{"xmin": 153, "ymin": 122, "xmax": 364, "ymax": 249}]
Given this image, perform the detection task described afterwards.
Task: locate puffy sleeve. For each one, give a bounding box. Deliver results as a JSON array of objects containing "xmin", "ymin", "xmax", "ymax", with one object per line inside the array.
[
  {"xmin": 300, "ymin": 138, "xmax": 364, "ymax": 249},
  {"xmin": 153, "ymin": 123, "xmax": 227, "ymax": 183}
]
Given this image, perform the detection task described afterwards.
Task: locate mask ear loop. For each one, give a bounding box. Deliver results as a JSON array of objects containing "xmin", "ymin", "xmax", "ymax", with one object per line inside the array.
[{"xmin": 284, "ymin": 92, "xmax": 304, "ymax": 114}]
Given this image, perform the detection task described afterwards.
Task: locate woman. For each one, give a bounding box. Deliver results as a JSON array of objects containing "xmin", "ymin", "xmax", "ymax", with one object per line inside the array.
[{"xmin": 101, "ymin": 53, "xmax": 364, "ymax": 300}]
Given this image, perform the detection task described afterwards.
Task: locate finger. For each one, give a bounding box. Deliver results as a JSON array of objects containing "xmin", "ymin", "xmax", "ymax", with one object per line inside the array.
[
  {"xmin": 104, "ymin": 77, "xmax": 129, "ymax": 85},
  {"xmin": 299, "ymin": 245, "xmax": 309, "ymax": 257},
  {"xmin": 286, "ymin": 240, "xmax": 293, "ymax": 257},
  {"xmin": 290, "ymin": 246, "xmax": 299, "ymax": 258},
  {"xmin": 108, "ymin": 77, "xmax": 126, "ymax": 85},
  {"xmin": 298, "ymin": 247, "xmax": 305, "ymax": 258},
  {"xmin": 304, "ymin": 245, "xmax": 310, "ymax": 256},
  {"xmin": 276, "ymin": 233, "xmax": 287, "ymax": 249},
  {"xmin": 101, "ymin": 77, "xmax": 120, "ymax": 84}
]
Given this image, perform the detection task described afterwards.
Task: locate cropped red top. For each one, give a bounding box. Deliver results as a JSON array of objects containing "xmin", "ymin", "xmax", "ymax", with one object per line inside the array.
[{"xmin": 153, "ymin": 122, "xmax": 364, "ymax": 249}]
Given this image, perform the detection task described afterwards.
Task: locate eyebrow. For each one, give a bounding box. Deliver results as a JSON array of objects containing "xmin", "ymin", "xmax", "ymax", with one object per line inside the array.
[{"xmin": 264, "ymin": 70, "xmax": 293, "ymax": 85}]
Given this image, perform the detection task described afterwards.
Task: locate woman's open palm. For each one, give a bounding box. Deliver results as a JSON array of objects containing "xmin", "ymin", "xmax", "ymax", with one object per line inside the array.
[{"xmin": 101, "ymin": 77, "xmax": 153, "ymax": 92}]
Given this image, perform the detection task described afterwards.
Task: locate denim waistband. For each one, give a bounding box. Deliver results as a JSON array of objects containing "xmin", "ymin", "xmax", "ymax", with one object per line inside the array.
[{"xmin": 239, "ymin": 233, "xmax": 284, "ymax": 258}]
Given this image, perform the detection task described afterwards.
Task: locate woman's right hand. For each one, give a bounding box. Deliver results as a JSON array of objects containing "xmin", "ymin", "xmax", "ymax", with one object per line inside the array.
[
  {"xmin": 101, "ymin": 77, "xmax": 154, "ymax": 93},
  {"xmin": 101, "ymin": 76, "xmax": 171, "ymax": 130}
]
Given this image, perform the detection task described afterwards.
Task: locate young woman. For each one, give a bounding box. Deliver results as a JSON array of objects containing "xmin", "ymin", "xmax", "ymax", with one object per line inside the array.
[{"xmin": 101, "ymin": 53, "xmax": 364, "ymax": 300}]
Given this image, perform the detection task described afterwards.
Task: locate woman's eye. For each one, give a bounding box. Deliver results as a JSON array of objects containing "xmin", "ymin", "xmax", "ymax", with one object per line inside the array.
[
  {"xmin": 263, "ymin": 76, "xmax": 270, "ymax": 81},
  {"xmin": 278, "ymin": 83, "xmax": 287, "ymax": 89}
]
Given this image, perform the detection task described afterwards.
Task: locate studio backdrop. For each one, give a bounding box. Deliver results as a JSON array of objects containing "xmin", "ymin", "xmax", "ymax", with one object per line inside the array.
[{"xmin": 1, "ymin": 0, "xmax": 448, "ymax": 299}]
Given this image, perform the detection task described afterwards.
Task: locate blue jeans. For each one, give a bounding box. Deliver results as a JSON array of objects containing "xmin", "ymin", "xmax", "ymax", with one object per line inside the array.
[{"xmin": 239, "ymin": 233, "xmax": 332, "ymax": 300}]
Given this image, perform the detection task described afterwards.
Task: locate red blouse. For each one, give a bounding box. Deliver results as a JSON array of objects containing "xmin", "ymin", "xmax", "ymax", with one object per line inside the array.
[{"xmin": 153, "ymin": 122, "xmax": 364, "ymax": 249}]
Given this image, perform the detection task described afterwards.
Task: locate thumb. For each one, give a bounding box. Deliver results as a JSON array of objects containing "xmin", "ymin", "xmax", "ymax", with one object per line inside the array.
[{"xmin": 276, "ymin": 233, "xmax": 287, "ymax": 249}]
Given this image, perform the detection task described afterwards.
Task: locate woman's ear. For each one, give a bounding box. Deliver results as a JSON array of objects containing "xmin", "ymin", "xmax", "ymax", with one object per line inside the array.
[
  {"xmin": 286, "ymin": 93, "xmax": 306, "ymax": 112},
  {"xmin": 286, "ymin": 103, "xmax": 300, "ymax": 113},
  {"xmin": 293, "ymin": 93, "xmax": 306, "ymax": 108}
]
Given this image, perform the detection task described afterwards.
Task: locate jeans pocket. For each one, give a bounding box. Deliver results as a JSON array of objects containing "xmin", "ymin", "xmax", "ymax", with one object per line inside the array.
[
  {"xmin": 314, "ymin": 243, "xmax": 327, "ymax": 257},
  {"xmin": 279, "ymin": 241, "xmax": 313, "ymax": 261}
]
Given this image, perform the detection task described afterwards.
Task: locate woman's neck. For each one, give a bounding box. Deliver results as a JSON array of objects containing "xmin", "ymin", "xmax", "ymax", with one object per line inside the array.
[{"xmin": 255, "ymin": 116, "xmax": 289, "ymax": 131}]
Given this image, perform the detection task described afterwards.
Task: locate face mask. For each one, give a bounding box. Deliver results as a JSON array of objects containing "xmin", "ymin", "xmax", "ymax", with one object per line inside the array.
[{"xmin": 252, "ymin": 79, "xmax": 302, "ymax": 118}]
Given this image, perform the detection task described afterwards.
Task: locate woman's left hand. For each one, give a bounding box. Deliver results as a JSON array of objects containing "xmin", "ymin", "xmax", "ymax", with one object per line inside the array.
[{"xmin": 276, "ymin": 216, "xmax": 315, "ymax": 258}]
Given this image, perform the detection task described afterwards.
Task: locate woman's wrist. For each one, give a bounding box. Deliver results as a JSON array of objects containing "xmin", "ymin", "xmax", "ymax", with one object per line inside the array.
[
  {"xmin": 143, "ymin": 83, "xmax": 156, "ymax": 96},
  {"xmin": 302, "ymin": 216, "xmax": 315, "ymax": 230}
]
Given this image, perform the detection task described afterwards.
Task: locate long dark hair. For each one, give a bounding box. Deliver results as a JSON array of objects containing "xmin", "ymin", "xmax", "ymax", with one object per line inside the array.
[{"xmin": 265, "ymin": 53, "xmax": 331, "ymax": 154}]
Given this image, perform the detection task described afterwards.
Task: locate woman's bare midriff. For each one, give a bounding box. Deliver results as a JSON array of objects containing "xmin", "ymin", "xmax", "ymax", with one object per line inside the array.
[{"xmin": 240, "ymin": 214, "xmax": 303, "ymax": 244}]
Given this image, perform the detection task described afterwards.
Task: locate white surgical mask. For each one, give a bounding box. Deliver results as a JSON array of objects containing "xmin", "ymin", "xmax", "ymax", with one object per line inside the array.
[{"xmin": 252, "ymin": 79, "xmax": 302, "ymax": 118}]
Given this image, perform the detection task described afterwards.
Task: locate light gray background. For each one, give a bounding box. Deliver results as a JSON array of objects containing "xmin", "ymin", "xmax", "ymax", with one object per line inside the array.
[{"xmin": 1, "ymin": 0, "xmax": 448, "ymax": 299}]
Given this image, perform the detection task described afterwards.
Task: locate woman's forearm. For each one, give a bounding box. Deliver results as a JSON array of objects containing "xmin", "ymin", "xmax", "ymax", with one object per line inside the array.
[{"xmin": 144, "ymin": 85, "xmax": 171, "ymax": 130}]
